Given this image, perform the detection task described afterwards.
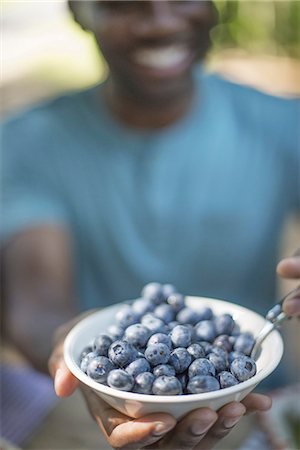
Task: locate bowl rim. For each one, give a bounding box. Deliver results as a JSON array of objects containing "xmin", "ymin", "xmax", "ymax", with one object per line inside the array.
[{"xmin": 64, "ymin": 296, "xmax": 284, "ymax": 403}]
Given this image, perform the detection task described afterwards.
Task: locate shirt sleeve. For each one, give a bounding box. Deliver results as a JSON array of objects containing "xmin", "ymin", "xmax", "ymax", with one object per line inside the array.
[
  {"xmin": 265, "ymin": 94, "xmax": 300, "ymax": 213},
  {"xmin": 284, "ymin": 97, "xmax": 300, "ymax": 212},
  {"xmin": 1, "ymin": 113, "xmax": 69, "ymax": 244}
]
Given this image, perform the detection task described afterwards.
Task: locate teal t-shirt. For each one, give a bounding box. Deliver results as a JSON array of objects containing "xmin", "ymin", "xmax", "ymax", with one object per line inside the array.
[{"xmin": 2, "ymin": 69, "xmax": 300, "ymax": 315}]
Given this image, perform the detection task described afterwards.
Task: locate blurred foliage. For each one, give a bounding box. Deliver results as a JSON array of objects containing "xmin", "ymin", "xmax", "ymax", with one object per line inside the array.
[{"xmin": 212, "ymin": 0, "xmax": 300, "ymax": 58}]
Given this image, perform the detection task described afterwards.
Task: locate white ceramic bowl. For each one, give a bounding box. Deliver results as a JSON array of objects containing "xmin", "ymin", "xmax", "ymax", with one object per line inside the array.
[{"xmin": 64, "ymin": 296, "xmax": 283, "ymax": 420}]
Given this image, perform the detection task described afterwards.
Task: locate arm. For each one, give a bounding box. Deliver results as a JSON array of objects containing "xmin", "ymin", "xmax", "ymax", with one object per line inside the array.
[{"xmin": 2, "ymin": 225, "xmax": 77, "ymax": 373}]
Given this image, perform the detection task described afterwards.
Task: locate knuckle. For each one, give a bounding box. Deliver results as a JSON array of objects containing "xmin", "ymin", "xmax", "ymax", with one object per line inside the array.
[
  {"xmin": 211, "ymin": 427, "xmax": 231, "ymax": 439},
  {"xmin": 107, "ymin": 437, "xmax": 120, "ymax": 449},
  {"xmin": 173, "ymin": 436, "xmax": 203, "ymax": 449},
  {"xmin": 109, "ymin": 440, "xmax": 127, "ymax": 450}
]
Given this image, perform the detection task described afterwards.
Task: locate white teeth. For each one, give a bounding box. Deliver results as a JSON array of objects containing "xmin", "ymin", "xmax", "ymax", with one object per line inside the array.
[{"xmin": 133, "ymin": 46, "xmax": 188, "ymax": 69}]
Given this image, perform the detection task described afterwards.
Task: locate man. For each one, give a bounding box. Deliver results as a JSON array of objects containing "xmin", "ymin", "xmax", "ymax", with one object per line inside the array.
[{"xmin": 2, "ymin": 2, "xmax": 299, "ymax": 449}]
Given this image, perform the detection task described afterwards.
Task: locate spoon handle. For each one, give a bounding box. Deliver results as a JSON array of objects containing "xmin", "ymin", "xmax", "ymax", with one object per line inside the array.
[
  {"xmin": 266, "ymin": 247, "xmax": 300, "ymax": 324},
  {"xmin": 251, "ymin": 248, "xmax": 300, "ymax": 359},
  {"xmin": 265, "ymin": 286, "xmax": 299, "ymax": 324},
  {"xmin": 251, "ymin": 286, "xmax": 298, "ymax": 359}
]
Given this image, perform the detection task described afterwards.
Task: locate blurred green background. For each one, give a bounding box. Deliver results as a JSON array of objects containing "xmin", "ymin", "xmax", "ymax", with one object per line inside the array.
[
  {"xmin": 2, "ymin": 0, "xmax": 300, "ymax": 117},
  {"xmin": 212, "ymin": 0, "xmax": 300, "ymax": 58}
]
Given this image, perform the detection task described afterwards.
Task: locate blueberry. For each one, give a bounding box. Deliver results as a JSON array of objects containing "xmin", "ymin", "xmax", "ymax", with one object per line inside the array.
[
  {"xmin": 154, "ymin": 304, "xmax": 175, "ymax": 323},
  {"xmin": 93, "ymin": 333, "xmax": 113, "ymax": 356},
  {"xmin": 141, "ymin": 314, "xmax": 167, "ymax": 334},
  {"xmin": 187, "ymin": 375, "xmax": 220, "ymax": 394},
  {"xmin": 126, "ymin": 358, "xmax": 151, "ymax": 378},
  {"xmin": 124, "ymin": 324, "xmax": 151, "ymax": 348},
  {"xmin": 188, "ymin": 358, "xmax": 216, "ymax": 378},
  {"xmin": 266, "ymin": 304, "xmax": 282, "ymax": 322},
  {"xmin": 207, "ymin": 352, "xmax": 227, "ymax": 373},
  {"xmin": 170, "ymin": 325, "xmax": 192, "ymax": 348},
  {"xmin": 132, "ymin": 297, "xmax": 155, "ymax": 316},
  {"xmin": 230, "ymin": 356, "xmax": 256, "ymax": 382},
  {"xmin": 195, "ymin": 306, "xmax": 213, "ymax": 321},
  {"xmin": 177, "ymin": 372, "xmax": 188, "ymax": 392},
  {"xmin": 116, "ymin": 305, "xmax": 139, "ymax": 328},
  {"xmin": 87, "ymin": 356, "xmax": 115, "ymax": 383},
  {"xmin": 194, "ymin": 320, "xmax": 217, "ymax": 342},
  {"xmin": 153, "ymin": 364, "xmax": 176, "ymax": 377},
  {"xmin": 79, "ymin": 346, "xmax": 93, "ymax": 361},
  {"xmin": 144, "ymin": 343, "xmax": 170, "ymax": 366},
  {"xmin": 108, "ymin": 340, "xmax": 138, "ymax": 367},
  {"xmin": 147, "ymin": 332, "xmax": 172, "ymax": 349},
  {"xmin": 233, "ymin": 332, "xmax": 255, "ymax": 356},
  {"xmin": 198, "ymin": 341, "xmax": 213, "ymax": 355},
  {"xmin": 187, "ymin": 343, "xmax": 206, "ymax": 359},
  {"xmin": 80, "ymin": 351, "xmax": 100, "ymax": 373},
  {"xmin": 152, "ymin": 376, "xmax": 183, "ymax": 395},
  {"xmin": 141, "ymin": 282, "xmax": 164, "ymax": 304},
  {"xmin": 229, "ymin": 335, "xmax": 236, "ymax": 346},
  {"xmin": 210, "ymin": 346, "xmax": 228, "ymax": 359},
  {"xmin": 107, "ymin": 324, "xmax": 124, "ymax": 340},
  {"xmin": 169, "ymin": 348, "xmax": 192, "ymax": 374},
  {"xmin": 228, "ymin": 351, "xmax": 247, "ymax": 364},
  {"xmin": 177, "ymin": 307, "xmax": 202, "ymax": 325},
  {"xmin": 107, "ymin": 369, "xmax": 134, "ymax": 391},
  {"xmin": 162, "ymin": 284, "xmax": 177, "ymax": 300},
  {"xmin": 218, "ymin": 371, "xmax": 239, "ymax": 388},
  {"xmin": 214, "ymin": 314, "xmax": 235, "ymax": 336},
  {"xmin": 133, "ymin": 372, "xmax": 155, "ymax": 394},
  {"xmin": 166, "ymin": 293, "xmax": 185, "ymax": 312},
  {"xmin": 231, "ymin": 323, "xmax": 241, "ymax": 336},
  {"xmin": 168, "ymin": 321, "xmax": 179, "ymax": 331},
  {"xmin": 213, "ymin": 335, "xmax": 233, "ymax": 352}
]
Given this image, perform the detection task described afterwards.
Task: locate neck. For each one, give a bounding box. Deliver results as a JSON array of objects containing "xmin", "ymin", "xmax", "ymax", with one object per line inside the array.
[{"xmin": 103, "ymin": 80, "xmax": 195, "ymax": 130}]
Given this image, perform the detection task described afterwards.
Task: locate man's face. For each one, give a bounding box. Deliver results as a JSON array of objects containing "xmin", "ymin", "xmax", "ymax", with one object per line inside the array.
[{"xmin": 73, "ymin": 1, "xmax": 216, "ymax": 103}]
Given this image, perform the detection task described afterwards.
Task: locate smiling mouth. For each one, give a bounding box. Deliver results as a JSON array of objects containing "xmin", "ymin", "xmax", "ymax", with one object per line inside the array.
[{"xmin": 132, "ymin": 45, "xmax": 192, "ymax": 70}]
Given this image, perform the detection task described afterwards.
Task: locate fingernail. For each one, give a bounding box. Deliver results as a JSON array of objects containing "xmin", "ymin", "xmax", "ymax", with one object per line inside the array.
[
  {"xmin": 54, "ymin": 368, "xmax": 63, "ymax": 392},
  {"xmin": 153, "ymin": 422, "xmax": 173, "ymax": 436},
  {"xmin": 284, "ymin": 298, "xmax": 300, "ymax": 315},
  {"xmin": 223, "ymin": 416, "xmax": 243, "ymax": 429},
  {"xmin": 190, "ymin": 420, "xmax": 214, "ymax": 436}
]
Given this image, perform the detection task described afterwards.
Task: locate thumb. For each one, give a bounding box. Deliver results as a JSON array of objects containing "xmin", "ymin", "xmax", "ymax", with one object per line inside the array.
[
  {"xmin": 54, "ymin": 360, "xmax": 79, "ymax": 397},
  {"xmin": 277, "ymin": 256, "xmax": 300, "ymax": 278},
  {"xmin": 48, "ymin": 341, "xmax": 79, "ymax": 397}
]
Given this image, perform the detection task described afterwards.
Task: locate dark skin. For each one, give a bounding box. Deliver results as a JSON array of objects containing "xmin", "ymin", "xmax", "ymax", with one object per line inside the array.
[
  {"xmin": 2, "ymin": 226, "xmax": 76, "ymax": 372},
  {"xmin": 3, "ymin": 1, "xmax": 300, "ymax": 449},
  {"xmin": 71, "ymin": 0, "xmax": 216, "ymax": 128}
]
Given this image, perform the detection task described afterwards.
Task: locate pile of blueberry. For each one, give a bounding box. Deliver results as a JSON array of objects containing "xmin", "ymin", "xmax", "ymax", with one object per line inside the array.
[{"xmin": 79, "ymin": 283, "xmax": 257, "ymax": 395}]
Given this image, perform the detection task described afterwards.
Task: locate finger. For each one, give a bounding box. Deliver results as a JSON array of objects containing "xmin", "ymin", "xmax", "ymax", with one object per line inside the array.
[
  {"xmin": 81, "ymin": 387, "xmax": 176, "ymax": 450},
  {"xmin": 241, "ymin": 393, "xmax": 272, "ymax": 415},
  {"xmin": 109, "ymin": 414, "xmax": 176, "ymax": 449},
  {"xmin": 48, "ymin": 341, "xmax": 79, "ymax": 397},
  {"xmin": 195, "ymin": 402, "xmax": 245, "ymax": 450},
  {"xmin": 158, "ymin": 408, "xmax": 217, "ymax": 450},
  {"xmin": 283, "ymin": 288, "xmax": 300, "ymax": 315},
  {"xmin": 277, "ymin": 257, "xmax": 300, "ymax": 278}
]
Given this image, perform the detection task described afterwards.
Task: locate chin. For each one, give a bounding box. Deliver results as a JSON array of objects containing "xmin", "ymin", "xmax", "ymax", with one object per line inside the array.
[{"xmin": 133, "ymin": 74, "xmax": 194, "ymax": 106}]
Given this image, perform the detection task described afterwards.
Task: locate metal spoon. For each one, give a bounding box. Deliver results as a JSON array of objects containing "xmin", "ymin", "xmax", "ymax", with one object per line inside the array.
[{"xmin": 250, "ymin": 287, "xmax": 298, "ymax": 360}]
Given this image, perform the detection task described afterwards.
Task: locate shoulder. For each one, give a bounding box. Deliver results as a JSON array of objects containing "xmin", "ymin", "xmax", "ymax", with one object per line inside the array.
[
  {"xmin": 201, "ymin": 68, "xmax": 299, "ymax": 110},
  {"xmin": 199, "ymin": 68, "xmax": 300, "ymax": 152},
  {"xmin": 2, "ymin": 86, "xmax": 101, "ymax": 169},
  {"xmin": 2, "ymin": 87, "xmax": 96, "ymax": 141}
]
